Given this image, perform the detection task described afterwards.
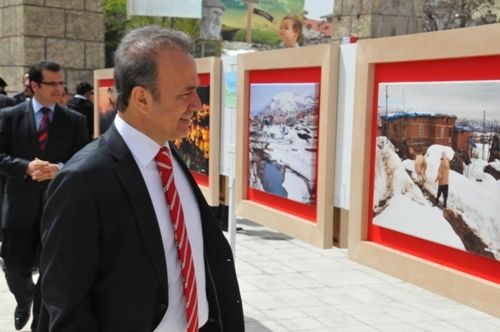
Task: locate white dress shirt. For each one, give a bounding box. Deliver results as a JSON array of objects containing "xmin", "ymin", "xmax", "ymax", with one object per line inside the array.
[{"xmin": 114, "ymin": 115, "xmax": 208, "ymax": 331}]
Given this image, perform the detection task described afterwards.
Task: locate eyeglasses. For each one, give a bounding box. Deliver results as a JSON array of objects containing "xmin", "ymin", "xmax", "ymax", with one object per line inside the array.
[{"xmin": 40, "ymin": 81, "xmax": 65, "ymax": 88}]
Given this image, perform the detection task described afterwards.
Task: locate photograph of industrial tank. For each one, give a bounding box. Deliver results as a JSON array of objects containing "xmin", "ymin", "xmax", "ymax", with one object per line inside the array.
[
  {"xmin": 174, "ymin": 86, "xmax": 211, "ymax": 176},
  {"xmin": 373, "ymin": 81, "xmax": 500, "ymax": 261},
  {"xmin": 248, "ymin": 82, "xmax": 320, "ymax": 205}
]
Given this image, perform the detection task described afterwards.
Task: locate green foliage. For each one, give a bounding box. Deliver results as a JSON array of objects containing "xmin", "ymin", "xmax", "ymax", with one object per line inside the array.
[{"xmin": 104, "ymin": 0, "xmax": 220, "ymax": 66}]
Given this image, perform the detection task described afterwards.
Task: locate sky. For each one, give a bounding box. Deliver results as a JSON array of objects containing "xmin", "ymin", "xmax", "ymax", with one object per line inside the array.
[
  {"xmin": 378, "ymin": 81, "xmax": 500, "ymax": 121},
  {"xmin": 304, "ymin": 0, "xmax": 335, "ymax": 20},
  {"xmin": 250, "ymin": 83, "xmax": 318, "ymax": 115}
]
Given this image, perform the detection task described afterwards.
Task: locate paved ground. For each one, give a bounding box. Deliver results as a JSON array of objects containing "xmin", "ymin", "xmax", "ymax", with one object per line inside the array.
[{"xmin": 1, "ymin": 219, "xmax": 499, "ymax": 331}]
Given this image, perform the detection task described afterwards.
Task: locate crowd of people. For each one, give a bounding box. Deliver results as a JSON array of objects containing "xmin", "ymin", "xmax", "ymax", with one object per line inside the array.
[{"xmin": 0, "ymin": 25, "xmax": 243, "ymax": 332}]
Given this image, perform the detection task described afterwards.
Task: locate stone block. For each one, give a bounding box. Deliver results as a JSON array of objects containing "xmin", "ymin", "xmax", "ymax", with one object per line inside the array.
[
  {"xmin": 382, "ymin": 15, "xmax": 409, "ymax": 36},
  {"xmin": 85, "ymin": 41, "xmax": 104, "ymax": 70},
  {"xmin": 372, "ymin": 15, "xmax": 385, "ymax": 38},
  {"xmin": 330, "ymin": 16, "xmax": 352, "ymax": 40},
  {"xmin": 398, "ymin": 0, "xmax": 415, "ymax": 16},
  {"xmin": 23, "ymin": 36, "xmax": 45, "ymax": 66},
  {"xmin": 66, "ymin": 69, "xmax": 93, "ymax": 93},
  {"xmin": 0, "ymin": 36, "xmax": 25, "ymax": 66},
  {"xmin": 351, "ymin": 14, "xmax": 372, "ymax": 38},
  {"xmin": 333, "ymin": 0, "xmax": 342, "ymax": 16},
  {"xmin": 1, "ymin": 0, "xmax": 43, "ymax": 6},
  {"xmin": 46, "ymin": 0, "xmax": 84, "ymax": 10},
  {"xmin": 24, "ymin": 6, "xmax": 65, "ymax": 37},
  {"xmin": 374, "ymin": 0, "xmax": 400, "ymax": 16},
  {"xmin": 46, "ymin": 38, "xmax": 85, "ymax": 69},
  {"xmin": 66, "ymin": 11, "xmax": 104, "ymax": 41},
  {"xmin": 1, "ymin": 6, "xmax": 23, "ymax": 37},
  {"xmin": 85, "ymin": 0, "xmax": 104, "ymax": 12}
]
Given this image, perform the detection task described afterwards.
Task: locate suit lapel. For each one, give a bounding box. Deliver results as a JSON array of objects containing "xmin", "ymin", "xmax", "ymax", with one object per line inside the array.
[
  {"xmin": 107, "ymin": 126, "xmax": 169, "ymax": 300},
  {"xmin": 23, "ymin": 101, "xmax": 41, "ymax": 154}
]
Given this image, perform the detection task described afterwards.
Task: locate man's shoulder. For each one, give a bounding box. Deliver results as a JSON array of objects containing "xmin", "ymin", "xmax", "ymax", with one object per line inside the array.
[
  {"xmin": 62, "ymin": 137, "xmax": 112, "ymax": 173},
  {"xmin": 0, "ymin": 100, "xmax": 29, "ymax": 116},
  {"xmin": 68, "ymin": 97, "xmax": 93, "ymax": 111},
  {"xmin": 58, "ymin": 104, "xmax": 87, "ymax": 121}
]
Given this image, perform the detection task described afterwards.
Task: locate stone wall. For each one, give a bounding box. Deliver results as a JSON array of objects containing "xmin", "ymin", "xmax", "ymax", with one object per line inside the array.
[
  {"xmin": 0, "ymin": 0, "xmax": 105, "ymax": 95},
  {"xmin": 331, "ymin": 0, "xmax": 425, "ymax": 41}
]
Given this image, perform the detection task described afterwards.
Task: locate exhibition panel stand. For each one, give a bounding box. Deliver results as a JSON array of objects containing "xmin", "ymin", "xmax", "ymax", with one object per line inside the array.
[
  {"xmin": 349, "ymin": 23, "xmax": 500, "ymax": 317},
  {"xmin": 235, "ymin": 44, "xmax": 339, "ymax": 248}
]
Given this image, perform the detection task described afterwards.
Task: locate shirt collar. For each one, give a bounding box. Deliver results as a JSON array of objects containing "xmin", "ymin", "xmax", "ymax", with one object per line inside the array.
[
  {"xmin": 114, "ymin": 114, "xmax": 169, "ymax": 168},
  {"xmin": 74, "ymin": 94, "xmax": 87, "ymax": 100},
  {"xmin": 32, "ymin": 97, "xmax": 55, "ymax": 113}
]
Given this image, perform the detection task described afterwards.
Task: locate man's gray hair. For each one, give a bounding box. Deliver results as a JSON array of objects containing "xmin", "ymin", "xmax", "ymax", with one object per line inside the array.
[{"xmin": 113, "ymin": 25, "xmax": 193, "ymax": 111}]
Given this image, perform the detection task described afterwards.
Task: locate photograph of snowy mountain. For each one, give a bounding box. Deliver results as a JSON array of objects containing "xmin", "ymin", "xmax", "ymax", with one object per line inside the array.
[
  {"xmin": 248, "ymin": 83, "xmax": 319, "ymax": 205},
  {"xmin": 174, "ymin": 86, "xmax": 210, "ymax": 175},
  {"xmin": 373, "ymin": 81, "xmax": 500, "ymax": 261}
]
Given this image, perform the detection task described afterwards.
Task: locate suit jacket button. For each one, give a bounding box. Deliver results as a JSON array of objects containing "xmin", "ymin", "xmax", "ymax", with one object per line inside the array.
[{"xmin": 159, "ymin": 303, "xmax": 167, "ymax": 311}]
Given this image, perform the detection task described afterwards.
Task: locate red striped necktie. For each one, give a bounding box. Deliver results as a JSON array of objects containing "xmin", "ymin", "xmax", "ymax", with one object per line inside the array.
[
  {"xmin": 38, "ymin": 107, "xmax": 50, "ymax": 151},
  {"xmin": 155, "ymin": 147, "xmax": 199, "ymax": 332}
]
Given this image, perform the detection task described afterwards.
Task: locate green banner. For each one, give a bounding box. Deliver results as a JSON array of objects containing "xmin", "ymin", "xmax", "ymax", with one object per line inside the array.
[{"xmin": 220, "ymin": 0, "xmax": 305, "ymax": 44}]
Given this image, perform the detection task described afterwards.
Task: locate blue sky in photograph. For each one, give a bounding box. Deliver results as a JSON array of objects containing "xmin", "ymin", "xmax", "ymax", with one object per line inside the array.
[
  {"xmin": 250, "ymin": 83, "xmax": 318, "ymax": 116},
  {"xmin": 378, "ymin": 81, "xmax": 500, "ymax": 121}
]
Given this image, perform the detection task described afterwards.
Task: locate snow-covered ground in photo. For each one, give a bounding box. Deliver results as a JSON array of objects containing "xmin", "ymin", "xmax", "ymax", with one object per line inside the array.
[
  {"xmin": 373, "ymin": 138, "xmax": 500, "ymax": 259},
  {"xmin": 250, "ymin": 123, "xmax": 316, "ymax": 204}
]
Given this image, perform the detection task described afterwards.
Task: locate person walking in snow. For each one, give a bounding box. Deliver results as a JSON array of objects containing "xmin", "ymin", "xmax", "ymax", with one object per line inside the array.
[{"xmin": 435, "ymin": 152, "xmax": 450, "ymax": 208}]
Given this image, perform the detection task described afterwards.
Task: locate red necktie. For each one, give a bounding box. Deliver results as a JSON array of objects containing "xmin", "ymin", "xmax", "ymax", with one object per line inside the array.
[
  {"xmin": 38, "ymin": 107, "xmax": 50, "ymax": 151},
  {"xmin": 155, "ymin": 147, "xmax": 199, "ymax": 332}
]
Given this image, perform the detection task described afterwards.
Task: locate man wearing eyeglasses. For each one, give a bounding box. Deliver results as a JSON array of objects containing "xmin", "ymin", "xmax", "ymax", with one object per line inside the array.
[{"xmin": 0, "ymin": 60, "xmax": 90, "ymax": 331}]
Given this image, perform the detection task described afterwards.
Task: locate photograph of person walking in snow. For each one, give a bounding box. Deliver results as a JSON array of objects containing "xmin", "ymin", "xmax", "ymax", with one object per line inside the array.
[
  {"xmin": 435, "ymin": 151, "xmax": 450, "ymax": 208},
  {"xmin": 373, "ymin": 81, "xmax": 500, "ymax": 261}
]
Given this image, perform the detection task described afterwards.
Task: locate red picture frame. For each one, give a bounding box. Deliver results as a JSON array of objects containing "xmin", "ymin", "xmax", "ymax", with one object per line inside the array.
[{"xmin": 368, "ymin": 55, "xmax": 500, "ymax": 284}]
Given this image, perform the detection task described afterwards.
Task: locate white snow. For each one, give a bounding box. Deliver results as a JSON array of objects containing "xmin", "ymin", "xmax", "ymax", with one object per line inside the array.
[{"xmin": 374, "ymin": 138, "xmax": 500, "ymax": 260}]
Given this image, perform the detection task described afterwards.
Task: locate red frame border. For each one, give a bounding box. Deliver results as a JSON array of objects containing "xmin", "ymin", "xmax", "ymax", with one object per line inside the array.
[
  {"xmin": 246, "ymin": 67, "xmax": 321, "ymax": 222},
  {"xmin": 368, "ymin": 55, "xmax": 500, "ymax": 284}
]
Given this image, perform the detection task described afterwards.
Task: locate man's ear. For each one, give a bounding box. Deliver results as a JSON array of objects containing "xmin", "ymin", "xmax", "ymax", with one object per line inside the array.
[{"xmin": 130, "ymin": 86, "xmax": 150, "ymax": 114}]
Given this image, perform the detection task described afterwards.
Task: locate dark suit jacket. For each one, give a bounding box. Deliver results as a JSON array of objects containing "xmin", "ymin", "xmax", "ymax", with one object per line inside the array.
[
  {"xmin": 12, "ymin": 92, "xmax": 28, "ymax": 106},
  {"xmin": 39, "ymin": 125, "xmax": 244, "ymax": 332},
  {"xmin": 0, "ymin": 94, "xmax": 16, "ymax": 109},
  {"xmin": 67, "ymin": 96, "xmax": 94, "ymax": 138},
  {"xmin": 0, "ymin": 101, "xmax": 90, "ymax": 229}
]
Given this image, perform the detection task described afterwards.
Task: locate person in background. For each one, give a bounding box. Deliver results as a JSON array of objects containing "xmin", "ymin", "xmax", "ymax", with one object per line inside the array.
[
  {"xmin": 0, "ymin": 77, "xmax": 8, "ymax": 95},
  {"xmin": 67, "ymin": 82, "xmax": 94, "ymax": 138},
  {"xmin": 435, "ymin": 151, "xmax": 450, "ymax": 208},
  {"xmin": 278, "ymin": 14, "xmax": 302, "ymax": 48},
  {"xmin": 12, "ymin": 73, "xmax": 33, "ymax": 105},
  {"xmin": 0, "ymin": 61, "xmax": 89, "ymax": 331},
  {"xmin": 58, "ymin": 86, "xmax": 70, "ymax": 107},
  {"xmin": 39, "ymin": 25, "xmax": 243, "ymax": 331},
  {"xmin": 0, "ymin": 93, "xmax": 16, "ymax": 109}
]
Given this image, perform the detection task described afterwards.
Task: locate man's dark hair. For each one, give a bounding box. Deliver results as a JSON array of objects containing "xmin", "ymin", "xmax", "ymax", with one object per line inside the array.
[
  {"xmin": 0, "ymin": 76, "xmax": 7, "ymax": 89},
  {"xmin": 76, "ymin": 82, "xmax": 94, "ymax": 95},
  {"xmin": 28, "ymin": 61, "xmax": 61, "ymax": 85},
  {"xmin": 113, "ymin": 25, "xmax": 193, "ymax": 112}
]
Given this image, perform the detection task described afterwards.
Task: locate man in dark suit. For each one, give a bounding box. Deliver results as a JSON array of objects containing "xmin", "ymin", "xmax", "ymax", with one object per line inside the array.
[
  {"xmin": 0, "ymin": 94, "xmax": 16, "ymax": 109},
  {"xmin": 0, "ymin": 61, "xmax": 90, "ymax": 331},
  {"xmin": 12, "ymin": 73, "xmax": 33, "ymax": 105},
  {"xmin": 39, "ymin": 26, "xmax": 244, "ymax": 332},
  {"xmin": 67, "ymin": 82, "xmax": 94, "ymax": 138}
]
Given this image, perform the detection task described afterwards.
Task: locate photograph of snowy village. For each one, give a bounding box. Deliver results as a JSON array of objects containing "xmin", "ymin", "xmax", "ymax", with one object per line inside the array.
[
  {"xmin": 248, "ymin": 83, "xmax": 319, "ymax": 205},
  {"xmin": 373, "ymin": 81, "xmax": 500, "ymax": 261},
  {"xmin": 173, "ymin": 86, "xmax": 210, "ymax": 176}
]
